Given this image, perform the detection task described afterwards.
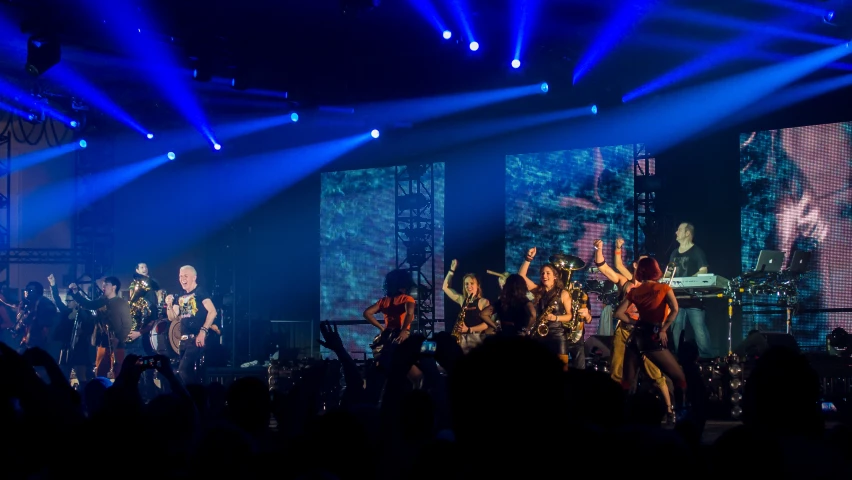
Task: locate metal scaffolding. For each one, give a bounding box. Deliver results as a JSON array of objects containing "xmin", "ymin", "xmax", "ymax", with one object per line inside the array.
[
  {"xmin": 395, "ymin": 164, "xmax": 436, "ymax": 337},
  {"xmin": 0, "ymin": 134, "xmax": 10, "ymax": 290},
  {"xmin": 74, "ymin": 139, "xmax": 115, "ymax": 296},
  {"xmin": 633, "ymin": 143, "xmax": 662, "ymax": 256}
]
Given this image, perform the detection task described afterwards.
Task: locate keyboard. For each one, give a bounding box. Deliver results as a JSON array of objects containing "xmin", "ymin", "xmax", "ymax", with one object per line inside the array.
[{"xmin": 666, "ymin": 275, "xmax": 730, "ymax": 292}]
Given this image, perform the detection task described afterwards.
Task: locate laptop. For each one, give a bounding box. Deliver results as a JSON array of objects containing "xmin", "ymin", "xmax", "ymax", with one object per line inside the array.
[
  {"xmin": 788, "ymin": 250, "xmax": 812, "ymax": 274},
  {"xmin": 754, "ymin": 250, "xmax": 785, "ymax": 273}
]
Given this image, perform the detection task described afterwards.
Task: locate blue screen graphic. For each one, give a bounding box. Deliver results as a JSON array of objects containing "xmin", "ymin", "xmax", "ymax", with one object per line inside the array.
[
  {"xmin": 505, "ymin": 145, "xmax": 636, "ymax": 336},
  {"xmin": 740, "ymin": 122, "xmax": 852, "ymax": 349},
  {"xmin": 319, "ymin": 164, "xmax": 445, "ymax": 357}
]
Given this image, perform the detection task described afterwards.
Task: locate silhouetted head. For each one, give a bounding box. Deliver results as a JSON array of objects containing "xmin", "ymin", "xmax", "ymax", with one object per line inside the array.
[
  {"xmin": 634, "ymin": 257, "xmax": 663, "ymax": 282},
  {"xmin": 226, "ymin": 377, "xmax": 270, "ymax": 434},
  {"xmin": 499, "ymin": 274, "xmax": 529, "ymax": 308},
  {"xmin": 384, "ymin": 269, "xmax": 415, "ymax": 296}
]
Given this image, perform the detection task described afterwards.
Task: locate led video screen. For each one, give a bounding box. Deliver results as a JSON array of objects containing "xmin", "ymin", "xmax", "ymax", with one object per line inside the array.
[
  {"xmin": 320, "ymin": 164, "xmax": 445, "ymax": 357},
  {"xmin": 740, "ymin": 122, "xmax": 852, "ymax": 349},
  {"xmin": 505, "ymin": 145, "xmax": 636, "ymax": 337}
]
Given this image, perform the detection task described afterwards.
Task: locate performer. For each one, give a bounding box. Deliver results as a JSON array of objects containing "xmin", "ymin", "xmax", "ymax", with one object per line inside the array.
[
  {"xmin": 70, "ymin": 277, "xmax": 131, "ymax": 378},
  {"xmin": 669, "ymin": 222, "xmax": 713, "ymax": 358},
  {"xmin": 593, "ymin": 240, "xmax": 674, "ymax": 422},
  {"xmin": 443, "ymin": 260, "xmax": 496, "ymax": 352},
  {"xmin": 166, "ymin": 265, "xmax": 217, "ymax": 385},
  {"xmin": 127, "ymin": 262, "xmax": 161, "ymax": 353},
  {"xmin": 14, "ymin": 281, "xmax": 56, "ymax": 353},
  {"xmin": 519, "ymin": 247, "xmax": 591, "ymax": 369},
  {"xmin": 614, "ymin": 257, "xmax": 687, "ymax": 402},
  {"xmin": 364, "ymin": 269, "xmax": 416, "ymax": 359},
  {"xmin": 48, "ymin": 274, "xmax": 94, "ymax": 384},
  {"xmin": 491, "ymin": 274, "xmax": 535, "ymax": 336}
]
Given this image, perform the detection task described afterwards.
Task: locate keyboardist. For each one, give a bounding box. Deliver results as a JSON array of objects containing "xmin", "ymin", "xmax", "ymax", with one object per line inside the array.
[{"xmin": 669, "ymin": 222, "xmax": 714, "ymax": 358}]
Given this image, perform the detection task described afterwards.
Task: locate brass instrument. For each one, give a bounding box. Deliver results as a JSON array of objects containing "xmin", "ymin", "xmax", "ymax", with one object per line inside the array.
[
  {"xmin": 660, "ymin": 262, "xmax": 678, "ymax": 284},
  {"xmin": 563, "ymin": 282, "xmax": 589, "ymax": 344},
  {"xmin": 533, "ymin": 289, "xmax": 561, "ymax": 337},
  {"xmin": 452, "ymin": 295, "xmax": 472, "ymax": 344},
  {"xmin": 128, "ymin": 274, "xmax": 157, "ymax": 342}
]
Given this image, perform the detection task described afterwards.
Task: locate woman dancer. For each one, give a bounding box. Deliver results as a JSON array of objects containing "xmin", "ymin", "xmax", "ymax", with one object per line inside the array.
[
  {"xmin": 364, "ymin": 269, "xmax": 416, "ymax": 358},
  {"xmin": 443, "ymin": 259, "xmax": 495, "ymax": 352},
  {"xmin": 518, "ymin": 247, "xmax": 576, "ymax": 367},
  {"xmin": 491, "ymin": 274, "xmax": 536, "ymax": 336},
  {"xmin": 613, "ymin": 257, "xmax": 687, "ymax": 401}
]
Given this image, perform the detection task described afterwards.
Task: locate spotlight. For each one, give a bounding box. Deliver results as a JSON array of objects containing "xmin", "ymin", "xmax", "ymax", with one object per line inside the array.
[
  {"xmin": 511, "ymin": 59, "xmax": 520, "ymax": 69},
  {"xmin": 69, "ymin": 120, "xmax": 78, "ymax": 128},
  {"xmin": 192, "ymin": 67, "xmax": 212, "ymax": 82},
  {"xmin": 231, "ymin": 77, "xmax": 249, "ymax": 91},
  {"xmin": 290, "ymin": 112, "xmax": 299, "ymax": 122},
  {"xmin": 469, "ymin": 41, "xmax": 479, "ymax": 51},
  {"xmin": 443, "ymin": 30, "xmax": 452, "ymax": 40},
  {"xmin": 146, "ymin": 133, "xmax": 154, "ymax": 139},
  {"xmin": 824, "ymin": 10, "xmax": 835, "ymax": 24},
  {"xmin": 79, "ymin": 140, "xmax": 87, "ymax": 149},
  {"xmin": 371, "ymin": 129, "xmax": 380, "ymax": 138},
  {"xmin": 26, "ymin": 35, "xmax": 61, "ymax": 76},
  {"xmin": 591, "ymin": 105, "xmax": 598, "ymax": 115},
  {"xmin": 540, "ymin": 82, "xmax": 549, "ymax": 93},
  {"xmin": 213, "ymin": 143, "xmax": 221, "ymax": 151},
  {"xmin": 167, "ymin": 152, "xmax": 176, "ymax": 161}
]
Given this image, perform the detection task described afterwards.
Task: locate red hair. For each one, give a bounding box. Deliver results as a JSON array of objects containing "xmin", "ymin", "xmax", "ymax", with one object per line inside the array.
[{"xmin": 634, "ymin": 257, "xmax": 663, "ymax": 282}]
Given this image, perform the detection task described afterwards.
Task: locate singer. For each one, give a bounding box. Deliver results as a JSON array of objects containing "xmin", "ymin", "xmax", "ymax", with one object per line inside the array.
[{"xmin": 443, "ymin": 259, "xmax": 495, "ymax": 353}]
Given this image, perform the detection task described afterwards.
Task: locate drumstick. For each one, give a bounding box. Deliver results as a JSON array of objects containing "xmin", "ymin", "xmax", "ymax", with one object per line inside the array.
[{"xmin": 487, "ymin": 270, "xmax": 509, "ymax": 278}]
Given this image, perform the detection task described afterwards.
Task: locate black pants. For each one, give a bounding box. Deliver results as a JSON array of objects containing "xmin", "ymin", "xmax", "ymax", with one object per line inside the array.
[
  {"xmin": 540, "ymin": 322, "xmax": 585, "ymax": 369},
  {"xmin": 179, "ymin": 339, "xmax": 205, "ymax": 385},
  {"xmin": 566, "ymin": 337, "xmax": 585, "ymax": 369}
]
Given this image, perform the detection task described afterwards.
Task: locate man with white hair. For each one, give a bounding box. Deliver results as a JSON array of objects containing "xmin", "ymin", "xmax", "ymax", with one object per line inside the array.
[{"xmin": 166, "ymin": 265, "xmax": 217, "ymax": 385}]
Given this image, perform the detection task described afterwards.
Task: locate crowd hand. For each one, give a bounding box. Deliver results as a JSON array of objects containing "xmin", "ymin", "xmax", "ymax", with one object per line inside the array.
[
  {"xmin": 47, "ymin": 274, "xmax": 55, "ymax": 287},
  {"xmin": 114, "ymin": 354, "xmax": 143, "ymax": 388},
  {"xmin": 152, "ymin": 354, "xmax": 176, "ymax": 377},
  {"xmin": 615, "ymin": 238, "xmax": 625, "ymax": 249},
  {"xmin": 450, "ymin": 259, "xmax": 458, "ymax": 271},
  {"xmin": 317, "ymin": 320, "xmax": 345, "ymax": 352}
]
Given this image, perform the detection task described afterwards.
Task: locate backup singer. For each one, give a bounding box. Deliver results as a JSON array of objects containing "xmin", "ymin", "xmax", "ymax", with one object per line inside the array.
[
  {"xmin": 49, "ymin": 274, "xmax": 94, "ymax": 384},
  {"xmin": 70, "ymin": 277, "xmax": 131, "ymax": 378},
  {"xmin": 614, "ymin": 258, "xmax": 687, "ymax": 399},
  {"xmin": 669, "ymin": 222, "xmax": 713, "ymax": 358},
  {"xmin": 442, "ymin": 260, "xmax": 496, "ymax": 352},
  {"xmin": 519, "ymin": 247, "xmax": 589, "ymax": 368},
  {"xmin": 491, "ymin": 274, "xmax": 536, "ymax": 336},
  {"xmin": 166, "ymin": 265, "xmax": 217, "ymax": 385},
  {"xmin": 15, "ymin": 281, "xmax": 56, "ymax": 353},
  {"xmin": 593, "ymin": 240, "xmax": 674, "ymax": 421},
  {"xmin": 364, "ymin": 269, "xmax": 417, "ymax": 355}
]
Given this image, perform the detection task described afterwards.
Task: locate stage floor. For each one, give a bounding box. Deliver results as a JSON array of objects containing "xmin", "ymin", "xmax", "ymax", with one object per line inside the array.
[{"xmin": 702, "ymin": 420, "xmax": 740, "ymax": 444}]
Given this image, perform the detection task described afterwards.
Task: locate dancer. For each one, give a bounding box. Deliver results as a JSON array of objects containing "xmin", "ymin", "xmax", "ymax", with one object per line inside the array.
[
  {"xmin": 613, "ymin": 257, "xmax": 687, "ymax": 406},
  {"xmin": 364, "ymin": 269, "xmax": 416, "ymax": 357}
]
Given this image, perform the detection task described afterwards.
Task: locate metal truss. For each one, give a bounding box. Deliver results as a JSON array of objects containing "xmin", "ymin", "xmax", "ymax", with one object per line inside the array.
[
  {"xmin": 0, "ymin": 134, "xmax": 9, "ymax": 289},
  {"xmin": 633, "ymin": 143, "xmax": 662, "ymax": 256},
  {"xmin": 74, "ymin": 138, "xmax": 115, "ymax": 295},
  {"xmin": 395, "ymin": 164, "xmax": 436, "ymax": 337},
  {"xmin": 0, "ymin": 248, "xmax": 83, "ymax": 264}
]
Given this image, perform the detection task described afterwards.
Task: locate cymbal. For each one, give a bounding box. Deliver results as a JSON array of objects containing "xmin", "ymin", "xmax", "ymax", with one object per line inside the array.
[{"xmin": 549, "ymin": 254, "xmax": 586, "ymax": 271}]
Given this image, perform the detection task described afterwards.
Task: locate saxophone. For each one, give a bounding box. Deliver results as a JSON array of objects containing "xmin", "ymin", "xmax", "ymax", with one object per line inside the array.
[
  {"xmin": 533, "ymin": 289, "xmax": 561, "ymax": 337},
  {"xmin": 451, "ymin": 295, "xmax": 471, "ymax": 344},
  {"xmin": 563, "ymin": 282, "xmax": 589, "ymax": 344}
]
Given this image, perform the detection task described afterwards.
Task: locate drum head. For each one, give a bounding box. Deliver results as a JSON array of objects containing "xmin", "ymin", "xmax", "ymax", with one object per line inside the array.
[{"xmin": 169, "ymin": 319, "xmax": 182, "ymax": 355}]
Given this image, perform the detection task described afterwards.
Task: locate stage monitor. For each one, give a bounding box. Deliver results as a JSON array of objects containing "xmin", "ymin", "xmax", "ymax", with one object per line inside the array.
[
  {"xmin": 740, "ymin": 121, "xmax": 852, "ymax": 349},
  {"xmin": 319, "ymin": 164, "xmax": 446, "ymax": 357},
  {"xmin": 505, "ymin": 145, "xmax": 637, "ymax": 337}
]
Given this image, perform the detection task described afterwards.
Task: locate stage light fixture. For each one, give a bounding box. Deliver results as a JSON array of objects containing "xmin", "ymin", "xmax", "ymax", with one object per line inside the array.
[
  {"xmin": 26, "ymin": 35, "xmax": 61, "ymax": 76},
  {"xmin": 824, "ymin": 10, "xmax": 836, "ymax": 24},
  {"xmin": 443, "ymin": 30, "xmax": 452, "ymax": 39},
  {"xmin": 290, "ymin": 112, "xmax": 299, "ymax": 122},
  {"xmin": 231, "ymin": 76, "xmax": 249, "ymax": 91},
  {"xmin": 213, "ymin": 143, "xmax": 221, "ymax": 151},
  {"xmin": 371, "ymin": 129, "xmax": 380, "ymax": 138},
  {"xmin": 591, "ymin": 105, "xmax": 598, "ymax": 115},
  {"xmin": 146, "ymin": 133, "xmax": 154, "ymax": 139},
  {"xmin": 69, "ymin": 120, "xmax": 78, "ymax": 128},
  {"xmin": 540, "ymin": 82, "xmax": 549, "ymax": 93},
  {"xmin": 79, "ymin": 140, "xmax": 87, "ymax": 149},
  {"xmin": 469, "ymin": 41, "xmax": 479, "ymax": 51},
  {"xmin": 167, "ymin": 152, "xmax": 176, "ymax": 160},
  {"xmin": 193, "ymin": 67, "xmax": 212, "ymax": 82},
  {"xmin": 511, "ymin": 59, "xmax": 521, "ymax": 69}
]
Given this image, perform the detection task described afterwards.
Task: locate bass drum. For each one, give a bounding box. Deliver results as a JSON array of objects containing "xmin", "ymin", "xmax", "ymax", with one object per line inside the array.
[
  {"xmin": 168, "ymin": 319, "xmax": 182, "ymax": 356},
  {"xmin": 146, "ymin": 320, "xmax": 171, "ymax": 356}
]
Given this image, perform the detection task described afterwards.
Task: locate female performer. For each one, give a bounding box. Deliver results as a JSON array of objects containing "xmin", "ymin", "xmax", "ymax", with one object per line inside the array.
[
  {"xmin": 491, "ymin": 274, "xmax": 536, "ymax": 336},
  {"xmin": 443, "ymin": 259, "xmax": 496, "ymax": 353},
  {"xmin": 613, "ymin": 257, "xmax": 687, "ymax": 401},
  {"xmin": 518, "ymin": 247, "xmax": 576, "ymax": 367},
  {"xmin": 593, "ymin": 239, "xmax": 674, "ymax": 423},
  {"xmin": 364, "ymin": 269, "xmax": 417, "ymax": 355}
]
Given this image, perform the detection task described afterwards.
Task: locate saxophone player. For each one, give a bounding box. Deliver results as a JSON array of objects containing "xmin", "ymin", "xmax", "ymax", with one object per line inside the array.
[
  {"xmin": 69, "ymin": 277, "xmax": 132, "ymax": 378},
  {"xmin": 443, "ymin": 259, "xmax": 496, "ymax": 353},
  {"xmin": 519, "ymin": 248, "xmax": 590, "ymax": 369}
]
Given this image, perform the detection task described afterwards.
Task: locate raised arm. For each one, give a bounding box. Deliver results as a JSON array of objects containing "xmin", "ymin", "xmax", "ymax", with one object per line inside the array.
[
  {"xmin": 442, "ymin": 259, "xmax": 464, "ymax": 306},
  {"xmin": 363, "ymin": 301, "xmax": 384, "ymax": 331},
  {"xmin": 518, "ymin": 247, "xmax": 539, "ymax": 291},
  {"xmin": 613, "ymin": 238, "xmax": 633, "ymax": 280},
  {"xmin": 594, "ymin": 240, "xmax": 629, "ymax": 287},
  {"xmin": 68, "ymin": 284, "xmax": 106, "ymax": 311}
]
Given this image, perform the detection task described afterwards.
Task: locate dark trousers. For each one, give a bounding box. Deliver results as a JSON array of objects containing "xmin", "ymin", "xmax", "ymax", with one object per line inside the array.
[
  {"xmin": 566, "ymin": 337, "xmax": 585, "ymax": 370},
  {"xmin": 179, "ymin": 340, "xmax": 205, "ymax": 385}
]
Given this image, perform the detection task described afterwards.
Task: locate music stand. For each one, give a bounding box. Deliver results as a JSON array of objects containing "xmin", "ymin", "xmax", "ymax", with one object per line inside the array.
[
  {"xmin": 754, "ymin": 250, "xmax": 785, "ymax": 273},
  {"xmin": 787, "ymin": 250, "xmax": 812, "ymax": 274}
]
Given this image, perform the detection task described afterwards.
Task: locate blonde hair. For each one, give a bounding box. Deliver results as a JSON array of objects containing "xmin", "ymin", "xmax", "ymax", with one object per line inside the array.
[
  {"xmin": 461, "ymin": 273, "xmax": 482, "ymax": 298},
  {"xmin": 179, "ymin": 265, "xmax": 197, "ymax": 276}
]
